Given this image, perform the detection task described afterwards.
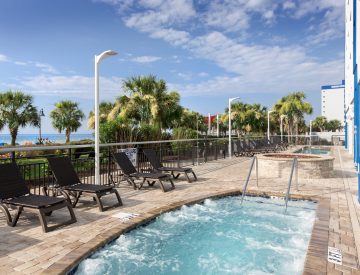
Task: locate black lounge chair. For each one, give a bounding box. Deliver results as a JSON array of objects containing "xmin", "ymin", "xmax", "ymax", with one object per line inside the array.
[
  {"xmin": 113, "ymin": 152, "xmax": 175, "ymax": 192},
  {"xmin": 47, "ymin": 157, "xmax": 122, "ymax": 212},
  {"xmin": 0, "ymin": 162, "xmax": 76, "ymax": 232},
  {"xmin": 143, "ymin": 149, "xmax": 197, "ymax": 183}
]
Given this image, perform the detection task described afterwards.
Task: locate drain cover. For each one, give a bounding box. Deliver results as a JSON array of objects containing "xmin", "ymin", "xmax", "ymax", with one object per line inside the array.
[
  {"xmin": 328, "ymin": 246, "xmax": 342, "ymax": 265},
  {"xmin": 112, "ymin": 212, "xmax": 139, "ymax": 221}
]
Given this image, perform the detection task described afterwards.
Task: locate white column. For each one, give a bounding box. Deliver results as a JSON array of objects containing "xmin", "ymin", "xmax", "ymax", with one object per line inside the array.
[
  {"xmin": 94, "ymin": 57, "xmax": 100, "ymax": 185},
  {"xmin": 228, "ymin": 101, "xmax": 232, "ymax": 158},
  {"xmin": 94, "ymin": 50, "xmax": 117, "ymax": 185}
]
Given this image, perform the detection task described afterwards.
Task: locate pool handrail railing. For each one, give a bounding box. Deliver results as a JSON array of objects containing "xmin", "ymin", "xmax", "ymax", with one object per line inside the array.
[
  {"xmin": 285, "ymin": 156, "xmax": 298, "ymax": 211},
  {"xmin": 240, "ymin": 156, "xmax": 258, "ymax": 204}
]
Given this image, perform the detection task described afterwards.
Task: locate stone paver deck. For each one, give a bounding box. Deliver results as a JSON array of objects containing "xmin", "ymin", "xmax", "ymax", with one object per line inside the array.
[{"xmin": 1, "ymin": 146, "xmax": 360, "ymax": 274}]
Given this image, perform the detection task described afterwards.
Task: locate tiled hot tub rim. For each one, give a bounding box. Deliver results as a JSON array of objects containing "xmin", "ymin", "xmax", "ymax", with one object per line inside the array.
[{"xmin": 41, "ymin": 190, "xmax": 329, "ymax": 275}]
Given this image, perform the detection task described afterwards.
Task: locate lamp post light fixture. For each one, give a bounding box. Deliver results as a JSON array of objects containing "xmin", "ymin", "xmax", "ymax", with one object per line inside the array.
[
  {"xmin": 95, "ymin": 50, "xmax": 117, "ymax": 185},
  {"xmin": 280, "ymin": 114, "xmax": 287, "ymax": 143},
  {"xmin": 267, "ymin": 110, "xmax": 274, "ymax": 142},
  {"xmin": 309, "ymin": 120, "xmax": 313, "ymax": 147},
  {"xmin": 38, "ymin": 108, "xmax": 45, "ymax": 144},
  {"xmin": 228, "ymin": 97, "xmax": 240, "ymax": 158}
]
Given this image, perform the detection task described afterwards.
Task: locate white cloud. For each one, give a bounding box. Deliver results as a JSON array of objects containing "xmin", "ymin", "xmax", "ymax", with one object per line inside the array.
[
  {"xmin": 149, "ymin": 28, "xmax": 190, "ymax": 46},
  {"xmin": 124, "ymin": 0, "xmax": 195, "ymax": 30},
  {"xmin": 0, "ymin": 54, "xmax": 60, "ymax": 74},
  {"xmin": 131, "ymin": 55, "xmax": 161, "ymax": 63},
  {"xmin": 122, "ymin": 0, "xmax": 194, "ymax": 47},
  {"xmin": 33, "ymin": 62, "xmax": 58, "ymax": 74},
  {"xmin": 198, "ymin": 72, "xmax": 208, "ymax": 77},
  {"xmin": 95, "ymin": 0, "xmax": 345, "ymax": 98},
  {"xmin": 177, "ymin": 72, "xmax": 192, "ymax": 80},
  {"xmin": 294, "ymin": 0, "xmax": 344, "ymax": 19},
  {"xmin": 283, "ymin": 1, "xmax": 296, "ymax": 10},
  {"xmin": 0, "ymin": 54, "xmax": 9, "ymax": 62},
  {"xmin": 306, "ymin": 6, "xmax": 344, "ymax": 45},
  {"xmin": 202, "ymin": 0, "xmax": 278, "ymax": 32},
  {"xmin": 171, "ymin": 58, "xmax": 343, "ymax": 97},
  {"xmin": 13, "ymin": 61, "xmax": 27, "ymax": 66},
  {"xmin": 203, "ymin": 2, "xmax": 249, "ymax": 32},
  {"xmin": 17, "ymin": 75, "xmax": 123, "ymax": 100}
]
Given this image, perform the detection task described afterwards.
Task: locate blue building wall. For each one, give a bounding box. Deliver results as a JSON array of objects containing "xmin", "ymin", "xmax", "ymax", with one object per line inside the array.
[{"xmin": 353, "ymin": 0, "xmax": 360, "ymax": 203}]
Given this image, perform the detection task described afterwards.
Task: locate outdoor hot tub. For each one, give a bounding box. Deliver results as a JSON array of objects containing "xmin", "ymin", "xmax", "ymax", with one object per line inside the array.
[{"xmin": 257, "ymin": 153, "xmax": 334, "ymax": 179}]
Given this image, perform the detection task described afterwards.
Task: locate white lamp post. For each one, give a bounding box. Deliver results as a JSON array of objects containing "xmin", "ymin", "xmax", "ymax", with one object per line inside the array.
[
  {"xmin": 309, "ymin": 120, "xmax": 313, "ymax": 147},
  {"xmin": 38, "ymin": 108, "xmax": 45, "ymax": 144},
  {"xmin": 267, "ymin": 110, "xmax": 274, "ymax": 142},
  {"xmin": 94, "ymin": 50, "xmax": 117, "ymax": 185},
  {"xmin": 280, "ymin": 114, "xmax": 287, "ymax": 143},
  {"xmin": 228, "ymin": 97, "xmax": 240, "ymax": 158}
]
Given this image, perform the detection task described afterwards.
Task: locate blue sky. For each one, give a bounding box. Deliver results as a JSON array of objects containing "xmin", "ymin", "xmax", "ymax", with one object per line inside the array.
[{"xmin": 0, "ymin": 0, "xmax": 344, "ymax": 134}]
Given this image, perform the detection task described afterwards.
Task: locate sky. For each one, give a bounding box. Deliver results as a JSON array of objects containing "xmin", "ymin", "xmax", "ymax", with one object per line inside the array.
[{"xmin": 0, "ymin": 0, "xmax": 345, "ymax": 134}]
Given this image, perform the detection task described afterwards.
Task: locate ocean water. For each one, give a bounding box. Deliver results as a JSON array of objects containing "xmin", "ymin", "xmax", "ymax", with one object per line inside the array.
[
  {"xmin": 0, "ymin": 133, "xmax": 94, "ymax": 145},
  {"xmin": 75, "ymin": 196, "xmax": 316, "ymax": 275}
]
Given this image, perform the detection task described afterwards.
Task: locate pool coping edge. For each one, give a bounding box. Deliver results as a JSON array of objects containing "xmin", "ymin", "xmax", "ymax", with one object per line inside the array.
[{"xmin": 41, "ymin": 190, "xmax": 329, "ymax": 275}]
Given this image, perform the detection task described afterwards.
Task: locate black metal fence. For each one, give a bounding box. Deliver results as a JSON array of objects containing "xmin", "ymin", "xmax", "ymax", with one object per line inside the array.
[
  {"xmin": 0, "ymin": 135, "xmax": 344, "ymax": 195},
  {"xmin": 0, "ymin": 138, "xmax": 234, "ymax": 195}
]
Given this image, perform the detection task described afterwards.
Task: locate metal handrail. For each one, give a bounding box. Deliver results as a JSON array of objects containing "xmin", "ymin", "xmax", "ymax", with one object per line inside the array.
[
  {"xmin": 285, "ymin": 157, "xmax": 298, "ymax": 210},
  {"xmin": 240, "ymin": 156, "xmax": 258, "ymax": 204}
]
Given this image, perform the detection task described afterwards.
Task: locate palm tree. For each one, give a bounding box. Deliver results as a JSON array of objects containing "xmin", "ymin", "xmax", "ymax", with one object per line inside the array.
[
  {"xmin": 120, "ymin": 75, "xmax": 159, "ymax": 125},
  {"xmin": 327, "ymin": 119, "xmax": 343, "ymax": 132},
  {"xmin": 50, "ymin": 100, "xmax": 85, "ymax": 143},
  {"xmin": 87, "ymin": 102, "xmax": 114, "ymax": 129},
  {"xmin": 175, "ymin": 108, "xmax": 206, "ymax": 132},
  {"xmin": 273, "ymin": 92, "xmax": 313, "ymax": 142},
  {"xmin": 109, "ymin": 75, "xmax": 182, "ymax": 131},
  {"xmin": 222, "ymin": 102, "xmax": 267, "ymax": 136},
  {"xmin": 312, "ymin": 116, "xmax": 328, "ymax": 132},
  {"xmin": 0, "ymin": 90, "xmax": 39, "ymax": 146}
]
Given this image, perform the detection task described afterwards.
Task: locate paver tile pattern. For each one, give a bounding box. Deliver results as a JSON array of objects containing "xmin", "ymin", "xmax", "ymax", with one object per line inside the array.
[{"xmin": 0, "ymin": 146, "xmax": 359, "ymax": 274}]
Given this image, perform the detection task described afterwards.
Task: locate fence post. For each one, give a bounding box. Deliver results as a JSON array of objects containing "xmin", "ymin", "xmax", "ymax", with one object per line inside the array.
[
  {"xmin": 107, "ymin": 146, "xmax": 111, "ymax": 185},
  {"xmin": 192, "ymin": 142, "xmax": 195, "ymax": 166},
  {"xmin": 177, "ymin": 147, "xmax": 180, "ymax": 168},
  {"xmin": 205, "ymin": 139, "xmax": 208, "ymax": 163},
  {"xmin": 215, "ymin": 140, "xmax": 218, "ymax": 160},
  {"xmin": 159, "ymin": 143, "xmax": 162, "ymax": 162}
]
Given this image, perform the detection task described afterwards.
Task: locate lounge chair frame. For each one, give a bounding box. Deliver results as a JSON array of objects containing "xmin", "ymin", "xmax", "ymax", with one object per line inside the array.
[
  {"xmin": 143, "ymin": 149, "xmax": 197, "ymax": 183},
  {"xmin": 113, "ymin": 152, "xmax": 175, "ymax": 192},
  {"xmin": 47, "ymin": 157, "xmax": 122, "ymax": 212},
  {"xmin": 0, "ymin": 163, "xmax": 76, "ymax": 232}
]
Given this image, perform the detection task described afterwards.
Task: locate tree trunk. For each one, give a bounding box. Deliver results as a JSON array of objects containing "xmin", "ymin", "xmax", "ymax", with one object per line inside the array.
[
  {"xmin": 10, "ymin": 127, "xmax": 18, "ymax": 161},
  {"xmin": 287, "ymin": 122, "xmax": 290, "ymax": 143},
  {"xmin": 288, "ymin": 120, "xmax": 293, "ymax": 143},
  {"xmin": 10, "ymin": 127, "xmax": 18, "ymax": 146},
  {"xmin": 66, "ymin": 128, "xmax": 71, "ymax": 143}
]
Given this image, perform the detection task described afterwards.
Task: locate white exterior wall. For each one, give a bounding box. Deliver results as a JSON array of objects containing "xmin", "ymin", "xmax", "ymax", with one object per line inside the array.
[
  {"xmin": 321, "ymin": 85, "xmax": 345, "ymax": 123},
  {"xmin": 345, "ymin": 0, "xmax": 355, "ymax": 154}
]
